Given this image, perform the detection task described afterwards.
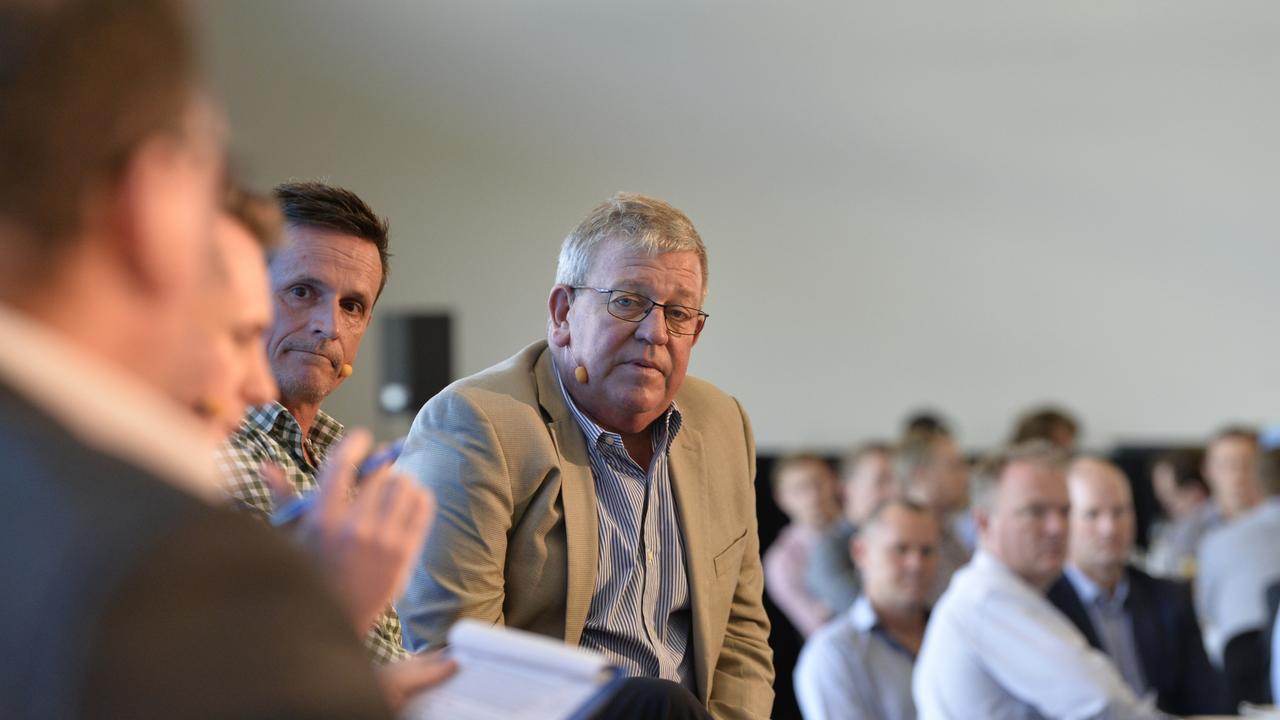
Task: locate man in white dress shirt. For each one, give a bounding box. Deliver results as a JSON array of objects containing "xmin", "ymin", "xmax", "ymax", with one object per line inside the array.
[{"xmin": 913, "ymin": 441, "xmax": 1164, "ymax": 720}]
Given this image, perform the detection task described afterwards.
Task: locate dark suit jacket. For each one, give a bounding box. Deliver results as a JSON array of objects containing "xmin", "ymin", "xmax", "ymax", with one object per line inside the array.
[
  {"xmin": 1047, "ymin": 565, "xmax": 1231, "ymax": 716},
  {"xmin": 0, "ymin": 382, "xmax": 389, "ymax": 719}
]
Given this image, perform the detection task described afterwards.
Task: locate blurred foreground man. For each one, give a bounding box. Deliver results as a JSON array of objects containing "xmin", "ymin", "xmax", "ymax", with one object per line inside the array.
[
  {"xmin": 0, "ymin": 1, "xmax": 387, "ymax": 717},
  {"xmin": 397, "ymin": 193, "xmax": 774, "ymax": 719},
  {"xmin": 1047, "ymin": 458, "xmax": 1228, "ymax": 715},
  {"xmin": 913, "ymin": 442, "xmax": 1163, "ymax": 719},
  {"xmin": 795, "ymin": 500, "xmax": 937, "ymax": 720}
]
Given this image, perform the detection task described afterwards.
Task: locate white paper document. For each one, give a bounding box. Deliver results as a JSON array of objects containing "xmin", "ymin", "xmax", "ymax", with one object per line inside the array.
[{"xmin": 401, "ymin": 620, "xmax": 622, "ymax": 720}]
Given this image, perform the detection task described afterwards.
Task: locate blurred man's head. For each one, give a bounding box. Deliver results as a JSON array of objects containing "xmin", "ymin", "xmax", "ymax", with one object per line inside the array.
[
  {"xmin": 839, "ymin": 442, "xmax": 897, "ymax": 524},
  {"xmin": 1150, "ymin": 448, "xmax": 1209, "ymax": 521},
  {"xmin": 1066, "ymin": 457, "xmax": 1135, "ymax": 586},
  {"xmin": 1009, "ymin": 406, "xmax": 1079, "ymax": 453},
  {"xmin": 265, "ymin": 182, "xmax": 389, "ymax": 412},
  {"xmin": 973, "ymin": 441, "xmax": 1071, "ymax": 590},
  {"xmin": 185, "ymin": 186, "xmax": 280, "ymax": 438},
  {"xmin": 1204, "ymin": 426, "xmax": 1260, "ymax": 520},
  {"xmin": 852, "ymin": 499, "xmax": 939, "ymax": 613},
  {"xmin": 895, "ymin": 430, "xmax": 969, "ymax": 514},
  {"xmin": 0, "ymin": 0, "xmax": 224, "ymax": 395},
  {"xmin": 771, "ymin": 454, "xmax": 840, "ymax": 529}
]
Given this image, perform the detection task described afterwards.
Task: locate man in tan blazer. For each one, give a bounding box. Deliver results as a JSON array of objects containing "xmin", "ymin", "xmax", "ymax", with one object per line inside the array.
[{"xmin": 396, "ymin": 193, "xmax": 774, "ymax": 719}]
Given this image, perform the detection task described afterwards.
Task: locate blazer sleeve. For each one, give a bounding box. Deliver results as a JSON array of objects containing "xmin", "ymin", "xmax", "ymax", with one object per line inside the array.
[
  {"xmin": 707, "ymin": 399, "xmax": 776, "ymax": 720},
  {"xmin": 395, "ymin": 387, "xmax": 516, "ymax": 651}
]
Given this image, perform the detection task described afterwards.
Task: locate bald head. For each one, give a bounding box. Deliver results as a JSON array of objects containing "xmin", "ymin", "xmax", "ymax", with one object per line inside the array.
[{"xmin": 1067, "ymin": 457, "xmax": 1135, "ymax": 584}]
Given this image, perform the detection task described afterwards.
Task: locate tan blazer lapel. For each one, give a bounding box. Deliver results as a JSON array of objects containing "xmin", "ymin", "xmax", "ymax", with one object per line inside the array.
[
  {"xmin": 668, "ymin": 424, "xmax": 714, "ymax": 704},
  {"xmin": 534, "ymin": 348, "xmax": 598, "ymax": 646}
]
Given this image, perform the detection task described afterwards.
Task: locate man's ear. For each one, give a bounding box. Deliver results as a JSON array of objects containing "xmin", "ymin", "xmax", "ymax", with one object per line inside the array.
[
  {"xmin": 974, "ymin": 507, "xmax": 991, "ymax": 540},
  {"xmin": 548, "ymin": 285, "xmax": 573, "ymax": 348}
]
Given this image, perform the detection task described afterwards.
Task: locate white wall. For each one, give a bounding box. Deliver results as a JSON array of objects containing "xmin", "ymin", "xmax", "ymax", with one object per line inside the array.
[{"xmin": 201, "ymin": 1, "xmax": 1280, "ymax": 453}]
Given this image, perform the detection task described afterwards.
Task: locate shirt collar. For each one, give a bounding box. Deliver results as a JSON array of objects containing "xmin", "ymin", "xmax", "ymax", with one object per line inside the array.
[
  {"xmin": 551, "ymin": 357, "xmax": 683, "ymax": 454},
  {"xmin": 0, "ymin": 304, "xmax": 219, "ymax": 500},
  {"xmin": 242, "ymin": 401, "xmax": 344, "ymax": 468},
  {"xmin": 849, "ymin": 594, "xmax": 927, "ymax": 657},
  {"xmin": 1064, "ymin": 564, "xmax": 1130, "ymax": 609}
]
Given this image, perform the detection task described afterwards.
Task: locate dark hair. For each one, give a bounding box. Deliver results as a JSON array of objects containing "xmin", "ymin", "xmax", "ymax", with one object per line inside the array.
[
  {"xmin": 1010, "ymin": 406, "xmax": 1079, "ymax": 446},
  {"xmin": 1209, "ymin": 424, "xmax": 1259, "ymax": 449},
  {"xmin": 902, "ymin": 410, "xmax": 952, "ymax": 440},
  {"xmin": 273, "ymin": 181, "xmax": 391, "ymax": 297},
  {"xmin": 1149, "ymin": 447, "xmax": 1208, "ymax": 496},
  {"xmin": 0, "ymin": 0, "xmax": 196, "ymax": 259}
]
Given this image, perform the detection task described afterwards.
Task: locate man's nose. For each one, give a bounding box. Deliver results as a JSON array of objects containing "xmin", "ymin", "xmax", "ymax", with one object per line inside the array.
[
  {"xmin": 309, "ymin": 302, "xmax": 339, "ymax": 338},
  {"xmin": 634, "ymin": 305, "xmax": 670, "ymax": 345}
]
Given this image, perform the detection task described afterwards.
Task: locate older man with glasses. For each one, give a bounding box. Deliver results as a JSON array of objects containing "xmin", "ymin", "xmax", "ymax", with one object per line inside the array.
[{"xmin": 395, "ymin": 192, "xmax": 774, "ymax": 720}]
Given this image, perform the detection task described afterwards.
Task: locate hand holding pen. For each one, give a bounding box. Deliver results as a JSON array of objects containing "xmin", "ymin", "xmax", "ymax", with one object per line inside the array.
[{"xmin": 262, "ymin": 429, "xmax": 433, "ymax": 634}]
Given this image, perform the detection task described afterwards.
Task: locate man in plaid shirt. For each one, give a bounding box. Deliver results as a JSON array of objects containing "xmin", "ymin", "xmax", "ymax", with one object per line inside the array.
[{"xmin": 217, "ymin": 181, "xmax": 409, "ymax": 664}]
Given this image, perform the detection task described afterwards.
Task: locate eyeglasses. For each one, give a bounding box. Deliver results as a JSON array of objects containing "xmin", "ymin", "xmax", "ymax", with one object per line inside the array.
[{"xmin": 571, "ymin": 287, "xmax": 709, "ymax": 336}]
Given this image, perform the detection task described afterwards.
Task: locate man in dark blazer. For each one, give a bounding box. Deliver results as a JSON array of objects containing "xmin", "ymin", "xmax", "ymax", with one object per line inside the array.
[
  {"xmin": 0, "ymin": 2, "xmax": 391, "ymax": 717},
  {"xmin": 1047, "ymin": 457, "xmax": 1231, "ymax": 716}
]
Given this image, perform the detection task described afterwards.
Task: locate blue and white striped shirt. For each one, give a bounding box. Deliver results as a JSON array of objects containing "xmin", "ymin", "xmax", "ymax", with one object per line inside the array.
[{"xmin": 556, "ymin": 370, "xmax": 694, "ymax": 688}]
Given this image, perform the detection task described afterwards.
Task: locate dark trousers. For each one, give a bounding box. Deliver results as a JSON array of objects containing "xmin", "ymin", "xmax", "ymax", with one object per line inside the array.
[{"xmin": 591, "ymin": 677, "xmax": 712, "ymax": 720}]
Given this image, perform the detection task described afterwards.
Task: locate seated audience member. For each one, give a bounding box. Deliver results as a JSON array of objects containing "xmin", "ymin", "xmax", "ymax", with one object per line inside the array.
[
  {"xmin": 1009, "ymin": 405, "xmax": 1080, "ymax": 453},
  {"xmin": 794, "ymin": 500, "xmax": 937, "ymax": 720},
  {"xmin": 0, "ymin": 2, "xmax": 389, "ymax": 716},
  {"xmin": 1048, "ymin": 457, "xmax": 1230, "ymax": 715},
  {"xmin": 396, "ymin": 193, "xmax": 773, "ymax": 719},
  {"xmin": 763, "ymin": 454, "xmax": 841, "ymax": 636},
  {"xmin": 1202, "ymin": 425, "xmax": 1261, "ymax": 523},
  {"xmin": 913, "ymin": 442, "xmax": 1162, "ymax": 719},
  {"xmin": 1145, "ymin": 447, "xmax": 1215, "ymax": 579},
  {"xmin": 807, "ymin": 442, "xmax": 897, "ymax": 614},
  {"xmin": 893, "ymin": 429, "xmax": 971, "ymax": 600},
  {"xmin": 1196, "ymin": 446, "xmax": 1280, "ymax": 704},
  {"xmin": 217, "ymin": 181, "xmax": 416, "ymax": 663}
]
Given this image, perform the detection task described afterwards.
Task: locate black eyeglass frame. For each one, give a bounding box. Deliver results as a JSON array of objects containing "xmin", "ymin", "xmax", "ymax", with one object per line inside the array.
[{"xmin": 570, "ymin": 286, "xmax": 709, "ymax": 336}]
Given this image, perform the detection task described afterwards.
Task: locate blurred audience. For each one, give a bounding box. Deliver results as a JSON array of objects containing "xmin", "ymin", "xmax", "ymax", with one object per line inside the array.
[
  {"xmin": 1196, "ymin": 446, "xmax": 1280, "ymax": 705},
  {"xmin": 913, "ymin": 441, "xmax": 1161, "ymax": 719},
  {"xmin": 1145, "ymin": 447, "xmax": 1214, "ymax": 579},
  {"xmin": 1048, "ymin": 457, "xmax": 1229, "ymax": 715},
  {"xmin": 763, "ymin": 454, "xmax": 841, "ymax": 636},
  {"xmin": 807, "ymin": 442, "xmax": 897, "ymax": 615},
  {"xmin": 794, "ymin": 500, "xmax": 936, "ymax": 720}
]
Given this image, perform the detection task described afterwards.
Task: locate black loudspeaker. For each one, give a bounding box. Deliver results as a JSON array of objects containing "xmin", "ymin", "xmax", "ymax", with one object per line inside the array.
[{"xmin": 381, "ymin": 313, "xmax": 452, "ymax": 415}]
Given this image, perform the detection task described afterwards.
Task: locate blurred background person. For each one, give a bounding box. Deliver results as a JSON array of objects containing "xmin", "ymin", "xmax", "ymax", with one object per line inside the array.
[
  {"xmin": 794, "ymin": 499, "xmax": 937, "ymax": 720},
  {"xmin": 1202, "ymin": 424, "xmax": 1261, "ymax": 523},
  {"xmin": 1144, "ymin": 447, "xmax": 1214, "ymax": 579},
  {"xmin": 807, "ymin": 442, "xmax": 897, "ymax": 615},
  {"xmin": 893, "ymin": 428, "xmax": 970, "ymax": 600},
  {"xmin": 763, "ymin": 454, "xmax": 841, "ymax": 637},
  {"xmin": 1048, "ymin": 457, "xmax": 1229, "ymax": 715},
  {"xmin": 1196, "ymin": 445, "xmax": 1280, "ymax": 706}
]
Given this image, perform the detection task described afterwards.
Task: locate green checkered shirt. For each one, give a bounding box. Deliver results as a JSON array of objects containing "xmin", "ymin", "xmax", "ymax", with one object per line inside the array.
[{"xmin": 216, "ymin": 402, "xmax": 409, "ymax": 665}]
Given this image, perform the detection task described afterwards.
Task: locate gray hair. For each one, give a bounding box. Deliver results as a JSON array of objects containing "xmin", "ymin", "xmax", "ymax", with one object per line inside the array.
[
  {"xmin": 970, "ymin": 439, "xmax": 1069, "ymax": 512},
  {"xmin": 555, "ymin": 192, "xmax": 709, "ymax": 301}
]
